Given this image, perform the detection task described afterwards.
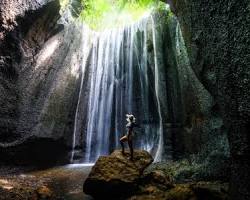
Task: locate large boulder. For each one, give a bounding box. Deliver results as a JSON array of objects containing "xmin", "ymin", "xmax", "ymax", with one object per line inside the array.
[{"xmin": 83, "ymin": 150, "xmax": 153, "ymax": 199}]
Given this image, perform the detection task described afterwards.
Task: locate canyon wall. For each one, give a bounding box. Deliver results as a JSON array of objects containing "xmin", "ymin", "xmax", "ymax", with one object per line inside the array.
[
  {"xmin": 0, "ymin": 3, "xmax": 249, "ymax": 200},
  {"xmin": 0, "ymin": 0, "xmax": 82, "ymax": 164},
  {"xmin": 167, "ymin": 0, "xmax": 250, "ymax": 199}
]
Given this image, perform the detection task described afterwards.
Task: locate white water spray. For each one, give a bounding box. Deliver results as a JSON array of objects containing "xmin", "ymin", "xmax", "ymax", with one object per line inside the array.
[{"xmin": 71, "ymin": 11, "xmax": 171, "ymax": 163}]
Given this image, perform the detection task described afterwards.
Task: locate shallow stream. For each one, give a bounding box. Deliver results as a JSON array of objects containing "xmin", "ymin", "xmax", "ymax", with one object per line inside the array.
[{"xmin": 0, "ymin": 165, "xmax": 93, "ymax": 200}]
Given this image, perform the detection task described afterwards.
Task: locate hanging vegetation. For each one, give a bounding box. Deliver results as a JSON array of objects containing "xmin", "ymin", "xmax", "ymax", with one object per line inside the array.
[{"xmin": 60, "ymin": 0, "xmax": 168, "ymax": 30}]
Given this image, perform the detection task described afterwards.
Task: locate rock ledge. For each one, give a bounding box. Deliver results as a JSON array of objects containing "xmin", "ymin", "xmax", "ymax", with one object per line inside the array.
[{"xmin": 83, "ymin": 150, "xmax": 153, "ymax": 198}]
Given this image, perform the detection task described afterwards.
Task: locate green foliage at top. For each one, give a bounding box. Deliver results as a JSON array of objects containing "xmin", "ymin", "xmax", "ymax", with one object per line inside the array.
[
  {"xmin": 60, "ymin": 0, "xmax": 169, "ymax": 30},
  {"xmin": 60, "ymin": 0, "xmax": 70, "ymax": 12},
  {"xmin": 80, "ymin": 0, "xmax": 160, "ymax": 30}
]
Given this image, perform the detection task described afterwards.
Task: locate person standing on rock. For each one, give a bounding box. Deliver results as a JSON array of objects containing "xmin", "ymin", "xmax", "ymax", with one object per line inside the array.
[{"xmin": 120, "ymin": 114, "xmax": 137, "ymax": 161}]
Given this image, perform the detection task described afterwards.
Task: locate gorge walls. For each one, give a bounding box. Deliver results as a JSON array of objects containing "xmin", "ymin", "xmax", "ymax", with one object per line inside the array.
[
  {"xmin": 0, "ymin": 0, "xmax": 78, "ymax": 164},
  {"xmin": 0, "ymin": 0, "xmax": 230, "ymax": 166},
  {"xmin": 0, "ymin": 3, "xmax": 248, "ymax": 200},
  {"xmin": 167, "ymin": 0, "xmax": 250, "ymax": 199}
]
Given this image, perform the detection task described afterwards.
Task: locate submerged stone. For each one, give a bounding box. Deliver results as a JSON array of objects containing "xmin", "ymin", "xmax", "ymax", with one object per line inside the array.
[{"xmin": 83, "ymin": 150, "xmax": 153, "ymax": 199}]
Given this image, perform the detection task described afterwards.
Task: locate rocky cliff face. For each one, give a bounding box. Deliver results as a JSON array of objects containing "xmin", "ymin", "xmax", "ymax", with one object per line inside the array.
[
  {"xmin": 0, "ymin": 0, "xmax": 217, "ymax": 166},
  {"xmin": 0, "ymin": 0, "xmax": 52, "ymax": 41},
  {"xmin": 167, "ymin": 0, "xmax": 250, "ymax": 199},
  {"xmin": 0, "ymin": 0, "xmax": 83, "ymax": 165},
  {"xmin": 0, "ymin": 1, "xmax": 249, "ymax": 199},
  {"xmin": 0, "ymin": 0, "xmax": 231, "ymax": 164}
]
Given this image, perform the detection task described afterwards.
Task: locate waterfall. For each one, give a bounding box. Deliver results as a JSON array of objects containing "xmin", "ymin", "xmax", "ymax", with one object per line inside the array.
[{"xmin": 70, "ymin": 10, "xmax": 171, "ymax": 163}]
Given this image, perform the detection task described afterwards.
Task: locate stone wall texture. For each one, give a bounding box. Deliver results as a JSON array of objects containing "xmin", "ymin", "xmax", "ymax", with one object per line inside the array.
[
  {"xmin": 0, "ymin": 0, "xmax": 249, "ymax": 198},
  {"xmin": 167, "ymin": 0, "xmax": 250, "ymax": 199},
  {"xmin": 0, "ymin": 0, "xmax": 80, "ymax": 164}
]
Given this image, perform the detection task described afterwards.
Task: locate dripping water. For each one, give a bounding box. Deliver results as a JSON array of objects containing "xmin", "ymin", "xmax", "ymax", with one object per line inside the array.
[{"xmin": 71, "ymin": 10, "xmax": 171, "ymax": 163}]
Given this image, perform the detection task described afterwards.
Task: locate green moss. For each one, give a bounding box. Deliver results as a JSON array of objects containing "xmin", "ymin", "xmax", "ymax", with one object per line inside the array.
[
  {"xmin": 81, "ymin": 0, "xmax": 151, "ymax": 29},
  {"xmin": 60, "ymin": 0, "xmax": 170, "ymax": 30},
  {"xmin": 145, "ymin": 153, "xmax": 230, "ymax": 183}
]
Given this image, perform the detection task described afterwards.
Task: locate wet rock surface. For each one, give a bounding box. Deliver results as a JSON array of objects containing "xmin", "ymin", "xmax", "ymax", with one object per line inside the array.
[
  {"xmin": 0, "ymin": 0, "xmax": 61, "ymax": 142},
  {"xmin": 168, "ymin": 0, "xmax": 250, "ymax": 199},
  {"xmin": 83, "ymin": 150, "xmax": 154, "ymax": 199},
  {"xmin": 0, "ymin": 165, "xmax": 93, "ymax": 200},
  {"xmin": 128, "ymin": 182, "xmax": 228, "ymax": 200},
  {"xmin": 83, "ymin": 151, "xmax": 228, "ymax": 200},
  {"xmin": 0, "ymin": 0, "xmax": 52, "ymax": 41},
  {"xmin": 0, "ymin": 159, "xmax": 229, "ymax": 200},
  {"xmin": 0, "ymin": 0, "xmax": 82, "ymax": 165}
]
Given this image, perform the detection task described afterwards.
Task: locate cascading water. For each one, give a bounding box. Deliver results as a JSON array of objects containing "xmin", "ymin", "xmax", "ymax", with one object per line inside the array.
[{"xmin": 70, "ymin": 9, "xmax": 170, "ymax": 163}]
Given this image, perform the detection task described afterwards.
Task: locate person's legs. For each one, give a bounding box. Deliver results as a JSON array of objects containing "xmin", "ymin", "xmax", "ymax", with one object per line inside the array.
[
  {"xmin": 128, "ymin": 138, "xmax": 133, "ymax": 160},
  {"xmin": 120, "ymin": 135, "xmax": 127, "ymax": 155}
]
